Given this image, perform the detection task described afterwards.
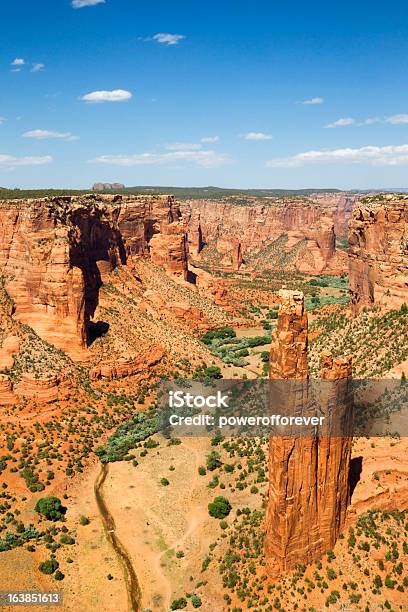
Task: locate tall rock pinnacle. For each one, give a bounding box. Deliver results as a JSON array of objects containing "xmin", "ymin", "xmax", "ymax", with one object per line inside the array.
[{"xmin": 265, "ymin": 290, "xmax": 353, "ymax": 577}]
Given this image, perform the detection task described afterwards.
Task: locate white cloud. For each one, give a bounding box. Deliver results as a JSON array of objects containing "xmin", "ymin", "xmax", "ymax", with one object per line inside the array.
[
  {"xmin": 357, "ymin": 117, "xmax": 381, "ymax": 126},
  {"xmin": 72, "ymin": 0, "xmax": 105, "ymax": 8},
  {"xmin": 90, "ymin": 149, "xmax": 230, "ymax": 168},
  {"xmin": 324, "ymin": 117, "xmax": 355, "ymax": 128},
  {"xmin": 201, "ymin": 136, "xmax": 219, "ymax": 143},
  {"xmin": 81, "ymin": 89, "xmax": 132, "ymax": 103},
  {"xmin": 22, "ymin": 129, "xmax": 79, "ymax": 141},
  {"xmin": 31, "ymin": 63, "xmax": 45, "ymax": 73},
  {"xmin": 0, "ymin": 155, "xmax": 53, "ymax": 168},
  {"xmin": 152, "ymin": 33, "xmax": 185, "ymax": 45},
  {"xmin": 301, "ymin": 97, "xmax": 324, "ymax": 105},
  {"xmin": 165, "ymin": 142, "xmax": 202, "ymax": 151},
  {"xmin": 241, "ymin": 132, "xmax": 273, "ymax": 141},
  {"xmin": 11, "ymin": 58, "xmax": 25, "ymax": 66},
  {"xmin": 266, "ymin": 144, "xmax": 408, "ymax": 168},
  {"xmin": 0, "ymin": 117, "xmax": 5, "ymax": 124},
  {"xmin": 385, "ymin": 114, "xmax": 408, "ymax": 125}
]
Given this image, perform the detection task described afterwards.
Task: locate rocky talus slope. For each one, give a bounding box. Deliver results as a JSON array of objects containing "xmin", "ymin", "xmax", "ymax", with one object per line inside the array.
[
  {"xmin": 348, "ymin": 194, "xmax": 408, "ymax": 312},
  {"xmin": 265, "ymin": 290, "xmax": 353, "ymax": 577}
]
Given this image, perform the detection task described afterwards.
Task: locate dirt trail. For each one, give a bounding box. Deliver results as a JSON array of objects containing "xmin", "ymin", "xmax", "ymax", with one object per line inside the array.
[{"xmin": 94, "ymin": 463, "xmax": 142, "ymax": 612}]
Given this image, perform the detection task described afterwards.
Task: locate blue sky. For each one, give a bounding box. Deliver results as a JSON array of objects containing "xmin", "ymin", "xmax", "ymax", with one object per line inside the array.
[{"xmin": 1, "ymin": 0, "xmax": 408, "ymax": 189}]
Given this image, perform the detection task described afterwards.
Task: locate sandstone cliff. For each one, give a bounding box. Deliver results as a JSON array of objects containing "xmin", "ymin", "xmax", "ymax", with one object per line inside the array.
[
  {"xmin": 183, "ymin": 198, "xmax": 347, "ymax": 274},
  {"xmin": 0, "ymin": 194, "xmax": 187, "ymax": 359},
  {"xmin": 265, "ymin": 290, "xmax": 353, "ymax": 577},
  {"xmin": 348, "ymin": 195, "xmax": 408, "ymax": 312}
]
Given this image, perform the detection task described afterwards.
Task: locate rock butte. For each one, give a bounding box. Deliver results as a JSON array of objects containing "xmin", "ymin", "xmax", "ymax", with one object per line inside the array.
[
  {"xmin": 348, "ymin": 195, "xmax": 408, "ymax": 312},
  {"xmin": 265, "ymin": 289, "xmax": 353, "ymax": 577},
  {"xmin": 0, "ymin": 194, "xmax": 187, "ymax": 360}
]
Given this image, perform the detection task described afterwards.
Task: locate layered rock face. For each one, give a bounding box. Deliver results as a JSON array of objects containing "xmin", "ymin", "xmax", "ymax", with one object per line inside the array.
[
  {"xmin": 89, "ymin": 345, "xmax": 164, "ymax": 380},
  {"xmin": 0, "ymin": 372, "xmax": 71, "ymax": 405},
  {"xmin": 183, "ymin": 199, "xmax": 346, "ymax": 274},
  {"xmin": 348, "ymin": 196, "xmax": 408, "ymax": 312},
  {"xmin": 310, "ymin": 192, "xmax": 360, "ymax": 237},
  {"xmin": 265, "ymin": 290, "xmax": 353, "ymax": 577},
  {"xmin": 0, "ymin": 194, "xmax": 187, "ymax": 359}
]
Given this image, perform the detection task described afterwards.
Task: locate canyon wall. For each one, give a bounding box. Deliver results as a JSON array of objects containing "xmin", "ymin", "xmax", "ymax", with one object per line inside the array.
[
  {"xmin": 310, "ymin": 192, "xmax": 359, "ymax": 237},
  {"xmin": 348, "ymin": 195, "xmax": 408, "ymax": 313},
  {"xmin": 0, "ymin": 194, "xmax": 187, "ymax": 359},
  {"xmin": 265, "ymin": 290, "xmax": 353, "ymax": 577},
  {"xmin": 183, "ymin": 198, "xmax": 348, "ymax": 274}
]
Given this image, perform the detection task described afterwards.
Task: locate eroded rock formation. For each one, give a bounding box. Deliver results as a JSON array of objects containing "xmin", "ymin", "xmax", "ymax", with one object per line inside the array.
[
  {"xmin": 0, "ymin": 195, "xmax": 188, "ymax": 359},
  {"xmin": 139, "ymin": 290, "xmax": 208, "ymax": 330},
  {"xmin": 348, "ymin": 195, "xmax": 408, "ymax": 312},
  {"xmin": 183, "ymin": 198, "xmax": 347, "ymax": 274},
  {"xmin": 265, "ymin": 290, "xmax": 353, "ymax": 577},
  {"xmin": 0, "ymin": 372, "xmax": 71, "ymax": 405},
  {"xmin": 0, "ymin": 374, "xmax": 17, "ymax": 405},
  {"xmin": 89, "ymin": 345, "xmax": 164, "ymax": 380}
]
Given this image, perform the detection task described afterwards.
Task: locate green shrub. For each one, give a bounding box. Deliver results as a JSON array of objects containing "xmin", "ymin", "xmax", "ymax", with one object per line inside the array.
[
  {"xmin": 35, "ymin": 497, "xmax": 65, "ymax": 521},
  {"xmin": 191, "ymin": 594, "xmax": 202, "ymax": 608},
  {"xmin": 170, "ymin": 597, "xmax": 187, "ymax": 610},
  {"xmin": 201, "ymin": 327, "xmax": 236, "ymax": 344},
  {"xmin": 208, "ymin": 496, "xmax": 231, "ymax": 519},
  {"xmin": 39, "ymin": 558, "xmax": 59, "ymax": 575},
  {"xmin": 206, "ymin": 451, "xmax": 222, "ymax": 471}
]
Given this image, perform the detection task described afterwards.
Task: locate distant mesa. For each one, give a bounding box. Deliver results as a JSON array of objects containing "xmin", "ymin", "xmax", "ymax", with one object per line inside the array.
[{"xmin": 92, "ymin": 182, "xmax": 125, "ymax": 191}]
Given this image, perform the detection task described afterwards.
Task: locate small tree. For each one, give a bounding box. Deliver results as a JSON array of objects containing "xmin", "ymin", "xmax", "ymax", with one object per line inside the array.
[
  {"xmin": 208, "ymin": 496, "xmax": 231, "ymax": 519},
  {"xmin": 206, "ymin": 451, "xmax": 221, "ymax": 471},
  {"xmin": 170, "ymin": 598, "xmax": 187, "ymax": 610},
  {"xmin": 191, "ymin": 594, "xmax": 202, "ymax": 608},
  {"xmin": 35, "ymin": 497, "xmax": 65, "ymax": 521},
  {"xmin": 39, "ymin": 558, "xmax": 59, "ymax": 575}
]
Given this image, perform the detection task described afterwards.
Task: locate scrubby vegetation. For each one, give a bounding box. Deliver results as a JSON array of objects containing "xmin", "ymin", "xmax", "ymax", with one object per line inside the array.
[
  {"xmin": 201, "ymin": 328, "xmax": 271, "ymax": 367},
  {"xmin": 95, "ymin": 409, "xmax": 158, "ymax": 463}
]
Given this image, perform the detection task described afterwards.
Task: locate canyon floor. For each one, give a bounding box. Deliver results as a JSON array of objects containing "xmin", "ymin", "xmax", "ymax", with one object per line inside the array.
[{"xmin": 0, "ymin": 194, "xmax": 407, "ymax": 612}]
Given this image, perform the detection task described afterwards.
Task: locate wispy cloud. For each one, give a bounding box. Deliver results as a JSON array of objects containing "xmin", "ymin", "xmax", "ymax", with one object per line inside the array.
[
  {"xmin": 241, "ymin": 132, "xmax": 273, "ymax": 141},
  {"xmin": 324, "ymin": 117, "xmax": 355, "ymax": 128},
  {"xmin": 356, "ymin": 117, "xmax": 381, "ymax": 126},
  {"xmin": 81, "ymin": 89, "xmax": 132, "ymax": 103},
  {"xmin": 152, "ymin": 33, "xmax": 185, "ymax": 45},
  {"xmin": 22, "ymin": 129, "xmax": 79, "ymax": 141},
  {"xmin": 31, "ymin": 63, "xmax": 45, "ymax": 73},
  {"xmin": 301, "ymin": 97, "xmax": 324, "ymax": 105},
  {"xmin": 385, "ymin": 114, "xmax": 408, "ymax": 124},
  {"xmin": 165, "ymin": 143, "xmax": 202, "ymax": 151},
  {"xmin": 201, "ymin": 136, "xmax": 219, "ymax": 143},
  {"xmin": 90, "ymin": 149, "xmax": 230, "ymax": 168},
  {"xmin": 72, "ymin": 0, "xmax": 105, "ymax": 8},
  {"xmin": 11, "ymin": 58, "xmax": 25, "ymax": 66},
  {"xmin": 0, "ymin": 154, "xmax": 53, "ymax": 168},
  {"xmin": 266, "ymin": 144, "xmax": 408, "ymax": 168},
  {"xmin": 0, "ymin": 117, "xmax": 6, "ymax": 125},
  {"xmin": 325, "ymin": 114, "xmax": 408, "ymax": 128}
]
